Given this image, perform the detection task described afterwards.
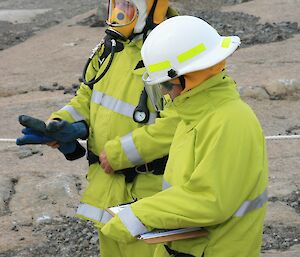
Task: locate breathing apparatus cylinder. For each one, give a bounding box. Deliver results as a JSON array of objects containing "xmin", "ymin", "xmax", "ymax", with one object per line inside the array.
[{"xmin": 81, "ymin": 29, "xmax": 126, "ymax": 88}]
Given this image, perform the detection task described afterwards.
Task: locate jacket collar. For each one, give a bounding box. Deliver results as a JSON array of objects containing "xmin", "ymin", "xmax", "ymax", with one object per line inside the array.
[{"xmin": 172, "ymin": 71, "xmax": 240, "ymax": 127}]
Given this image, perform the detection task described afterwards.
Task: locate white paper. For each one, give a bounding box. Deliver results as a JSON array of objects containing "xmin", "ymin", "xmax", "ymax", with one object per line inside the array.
[
  {"xmin": 107, "ymin": 203, "xmax": 131, "ymax": 215},
  {"xmin": 137, "ymin": 227, "xmax": 203, "ymax": 240}
]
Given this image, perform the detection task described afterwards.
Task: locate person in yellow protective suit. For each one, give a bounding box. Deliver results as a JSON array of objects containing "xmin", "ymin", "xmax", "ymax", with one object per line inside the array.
[
  {"xmin": 101, "ymin": 16, "xmax": 269, "ymax": 257},
  {"xmin": 49, "ymin": 1, "xmax": 180, "ymax": 257}
]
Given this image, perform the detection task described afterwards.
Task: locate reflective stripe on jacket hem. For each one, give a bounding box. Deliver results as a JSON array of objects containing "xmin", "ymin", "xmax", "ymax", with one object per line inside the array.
[
  {"xmin": 121, "ymin": 133, "xmax": 144, "ymax": 165},
  {"xmin": 91, "ymin": 90, "xmax": 156, "ymax": 124},
  {"xmin": 76, "ymin": 203, "xmax": 113, "ymax": 223},
  {"xmin": 118, "ymin": 206, "xmax": 148, "ymax": 237},
  {"xmin": 234, "ymin": 189, "xmax": 268, "ymax": 217},
  {"xmin": 61, "ymin": 106, "xmax": 85, "ymax": 122},
  {"xmin": 162, "ymin": 179, "xmax": 172, "ymax": 190}
]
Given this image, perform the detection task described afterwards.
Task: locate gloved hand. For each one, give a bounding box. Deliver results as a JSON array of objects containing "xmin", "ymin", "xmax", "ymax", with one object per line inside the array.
[
  {"xmin": 16, "ymin": 126, "xmax": 86, "ymax": 160},
  {"xmin": 16, "ymin": 128, "xmax": 78, "ymax": 154},
  {"xmin": 46, "ymin": 120, "xmax": 88, "ymax": 142},
  {"xmin": 18, "ymin": 115, "xmax": 88, "ymax": 142},
  {"xmin": 16, "ymin": 128, "xmax": 54, "ymax": 145}
]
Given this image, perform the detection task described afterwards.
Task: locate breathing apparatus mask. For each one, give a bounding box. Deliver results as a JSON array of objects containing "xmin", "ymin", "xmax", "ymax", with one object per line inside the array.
[{"xmin": 82, "ymin": 0, "xmax": 140, "ymax": 88}]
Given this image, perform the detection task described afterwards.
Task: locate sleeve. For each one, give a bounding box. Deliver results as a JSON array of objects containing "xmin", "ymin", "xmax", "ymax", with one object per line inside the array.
[
  {"xmin": 49, "ymin": 45, "xmax": 104, "ymax": 125},
  {"xmin": 101, "ymin": 120, "xmax": 266, "ymax": 242},
  {"xmin": 104, "ymin": 104, "xmax": 181, "ymax": 170}
]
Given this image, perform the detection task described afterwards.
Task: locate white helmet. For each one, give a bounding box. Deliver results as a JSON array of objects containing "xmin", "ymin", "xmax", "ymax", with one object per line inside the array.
[{"xmin": 141, "ymin": 15, "xmax": 241, "ymax": 85}]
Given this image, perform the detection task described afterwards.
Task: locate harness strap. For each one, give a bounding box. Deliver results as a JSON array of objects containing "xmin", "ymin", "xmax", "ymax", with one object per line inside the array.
[
  {"xmin": 87, "ymin": 150, "xmax": 167, "ymax": 183},
  {"xmin": 164, "ymin": 245, "xmax": 196, "ymax": 257}
]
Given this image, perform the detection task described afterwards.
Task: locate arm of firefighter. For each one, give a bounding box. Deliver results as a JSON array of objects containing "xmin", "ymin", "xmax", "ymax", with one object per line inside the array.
[
  {"xmin": 101, "ymin": 121, "xmax": 267, "ymax": 242},
  {"xmin": 49, "ymin": 46, "xmax": 104, "ymax": 126},
  {"xmin": 101, "ymin": 207, "xmax": 148, "ymax": 243},
  {"xmin": 104, "ymin": 105, "xmax": 180, "ymax": 170}
]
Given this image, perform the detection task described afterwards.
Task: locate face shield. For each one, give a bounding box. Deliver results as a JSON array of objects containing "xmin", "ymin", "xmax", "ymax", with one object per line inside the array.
[
  {"xmin": 107, "ymin": 0, "xmax": 138, "ymax": 27},
  {"xmin": 142, "ymin": 72, "xmax": 169, "ymax": 112}
]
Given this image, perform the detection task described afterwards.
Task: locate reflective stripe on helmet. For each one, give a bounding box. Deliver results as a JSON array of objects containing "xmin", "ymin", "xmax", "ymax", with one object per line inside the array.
[
  {"xmin": 177, "ymin": 43, "xmax": 206, "ymax": 63},
  {"xmin": 148, "ymin": 60, "xmax": 172, "ymax": 73},
  {"xmin": 221, "ymin": 37, "xmax": 232, "ymax": 48}
]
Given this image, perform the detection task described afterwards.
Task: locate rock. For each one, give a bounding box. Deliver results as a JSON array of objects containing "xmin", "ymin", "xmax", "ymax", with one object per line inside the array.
[
  {"xmin": 265, "ymin": 201, "xmax": 300, "ymax": 226},
  {"xmin": 264, "ymin": 82, "xmax": 287, "ymax": 100},
  {"xmin": 0, "ymin": 176, "xmax": 18, "ymax": 215},
  {"xmin": 239, "ymin": 85, "xmax": 269, "ymax": 100},
  {"xmin": 17, "ymin": 146, "xmax": 42, "ymax": 159},
  {"xmin": 263, "ymin": 79, "xmax": 300, "ymax": 100},
  {"xmin": 10, "ymin": 174, "xmax": 81, "ymax": 224}
]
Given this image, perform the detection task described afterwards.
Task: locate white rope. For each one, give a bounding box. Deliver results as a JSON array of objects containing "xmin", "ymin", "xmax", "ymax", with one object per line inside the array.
[
  {"xmin": 0, "ymin": 135, "xmax": 300, "ymax": 144},
  {"xmin": 265, "ymin": 135, "xmax": 300, "ymax": 140},
  {"xmin": 0, "ymin": 139, "xmax": 87, "ymax": 144}
]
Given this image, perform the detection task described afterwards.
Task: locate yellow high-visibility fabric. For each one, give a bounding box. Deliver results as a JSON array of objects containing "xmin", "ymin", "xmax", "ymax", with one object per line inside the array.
[
  {"xmin": 102, "ymin": 71, "xmax": 268, "ymax": 257},
  {"xmin": 98, "ymin": 229, "xmax": 156, "ymax": 257},
  {"xmin": 50, "ymin": 36, "xmax": 180, "ymax": 257}
]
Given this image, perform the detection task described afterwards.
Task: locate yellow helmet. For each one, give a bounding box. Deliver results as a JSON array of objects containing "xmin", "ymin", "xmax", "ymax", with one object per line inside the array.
[{"xmin": 106, "ymin": 0, "xmax": 169, "ymax": 38}]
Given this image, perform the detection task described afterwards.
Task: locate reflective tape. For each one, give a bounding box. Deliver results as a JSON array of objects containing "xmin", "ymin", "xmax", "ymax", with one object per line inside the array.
[
  {"xmin": 121, "ymin": 133, "xmax": 144, "ymax": 165},
  {"xmin": 177, "ymin": 43, "xmax": 206, "ymax": 63},
  {"xmin": 61, "ymin": 106, "xmax": 85, "ymax": 122},
  {"xmin": 148, "ymin": 60, "xmax": 172, "ymax": 73},
  {"xmin": 221, "ymin": 37, "xmax": 232, "ymax": 48},
  {"xmin": 118, "ymin": 206, "xmax": 148, "ymax": 236},
  {"xmin": 92, "ymin": 90, "xmax": 156, "ymax": 124},
  {"xmin": 162, "ymin": 179, "xmax": 171, "ymax": 190},
  {"xmin": 234, "ymin": 189, "xmax": 268, "ymax": 217},
  {"xmin": 76, "ymin": 203, "xmax": 113, "ymax": 223}
]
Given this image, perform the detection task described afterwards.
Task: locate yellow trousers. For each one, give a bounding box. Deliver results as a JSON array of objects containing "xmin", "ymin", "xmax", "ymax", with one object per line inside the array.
[{"xmin": 98, "ymin": 229, "xmax": 157, "ymax": 257}]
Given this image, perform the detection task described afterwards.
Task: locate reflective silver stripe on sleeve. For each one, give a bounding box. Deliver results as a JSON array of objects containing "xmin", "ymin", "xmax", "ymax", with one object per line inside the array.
[
  {"xmin": 162, "ymin": 179, "xmax": 172, "ymax": 190},
  {"xmin": 92, "ymin": 90, "xmax": 157, "ymax": 120},
  {"xmin": 234, "ymin": 189, "xmax": 268, "ymax": 217},
  {"xmin": 121, "ymin": 133, "xmax": 144, "ymax": 165},
  {"xmin": 61, "ymin": 106, "xmax": 85, "ymax": 121},
  {"xmin": 118, "ymin": 206, "xmax": 148, "ymax": 237},
  {"xmin": 76, "ymin": 203, "xmax": 112, "ymax": 223},
  {"xmin": 147, "ymin": 113, "xmax": 157, "ymax": 124}
]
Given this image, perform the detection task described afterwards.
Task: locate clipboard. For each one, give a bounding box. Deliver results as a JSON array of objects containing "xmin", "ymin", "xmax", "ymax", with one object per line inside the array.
[
  {"xmin": 137, "ymin": 227, "xmax": 208, "ymax": 244},
  {"xmin": 106, "ymin": 204, "xmax": 208, "ymax": 244}
]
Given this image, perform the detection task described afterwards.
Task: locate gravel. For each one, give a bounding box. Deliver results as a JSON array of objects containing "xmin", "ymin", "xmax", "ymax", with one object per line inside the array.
[
  {"xmin": 0, "ymin": 217, "xmax": 99, "ymax": 257},
  {"xmin": 182, "ymin": 10, "xmax": 300, "ymax": 47},
  {"xmin": 0, "ymin": 0, "xmax": 97, "ymax": 51}
]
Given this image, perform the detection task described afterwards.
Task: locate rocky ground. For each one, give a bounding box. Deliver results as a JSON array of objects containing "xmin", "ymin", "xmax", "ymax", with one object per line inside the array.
[{"xmin": 0, "ymin": 0, "xmax": 300, "ymax": 256}]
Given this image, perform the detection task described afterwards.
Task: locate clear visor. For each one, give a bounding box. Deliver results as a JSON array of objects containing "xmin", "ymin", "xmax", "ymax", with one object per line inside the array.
[
  {"xmin": 107, "ymin": 0, "xmax": 138, "ymax": 27},
  {"xmin": 142, "ymin": 72, "xmax": 168, "ymax": 112}
]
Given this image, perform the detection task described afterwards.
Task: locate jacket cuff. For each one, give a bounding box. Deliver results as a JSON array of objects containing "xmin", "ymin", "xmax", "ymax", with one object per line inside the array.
[
  {"xmin": 118, "ymin": 206, "xmax": 148, "ymax": 236},
  {"xmin": 101, "ymin": 206, "xmax": 148, "ymax": 243},
  {"xmin": 64, "ymin": 141, "xmax": 86, "ymax": 161}
]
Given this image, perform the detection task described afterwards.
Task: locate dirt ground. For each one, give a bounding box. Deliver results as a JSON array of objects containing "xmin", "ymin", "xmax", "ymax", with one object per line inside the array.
[{"xmin": 0, "ymin": 0, "xmax": 299, "ymax": 256}]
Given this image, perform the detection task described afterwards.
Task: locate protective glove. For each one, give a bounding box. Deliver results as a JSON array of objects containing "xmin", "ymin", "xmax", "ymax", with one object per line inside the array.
[
  {"xmin": 16, "ymin": 128, "xmax": 86, "ymax": 160},
  {"xmin": 46, "ymin": 120, "xmax": 88, "ymax": 142},
  {"xmin": 18, "ymin": 115, "xmax": 88, "ymax": 142},
  {"xmin": 16, "ymin": 128, "xmax": 54, "ymax": 145}
]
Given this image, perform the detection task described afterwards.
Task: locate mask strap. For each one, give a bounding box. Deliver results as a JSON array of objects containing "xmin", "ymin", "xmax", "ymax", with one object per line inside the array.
[{"xmin": 179, "ymin": 75, "xmax": 186, "ymax": 90}]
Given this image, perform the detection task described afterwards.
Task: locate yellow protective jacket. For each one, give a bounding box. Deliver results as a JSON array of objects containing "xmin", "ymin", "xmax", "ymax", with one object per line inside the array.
[
  {"xmin": 50, "ymin": 37, "xmax": 180, "ymax": 226},
  {"xmin": 101, "ymin": 71, "xmax": 268, "ymax": 257}
]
